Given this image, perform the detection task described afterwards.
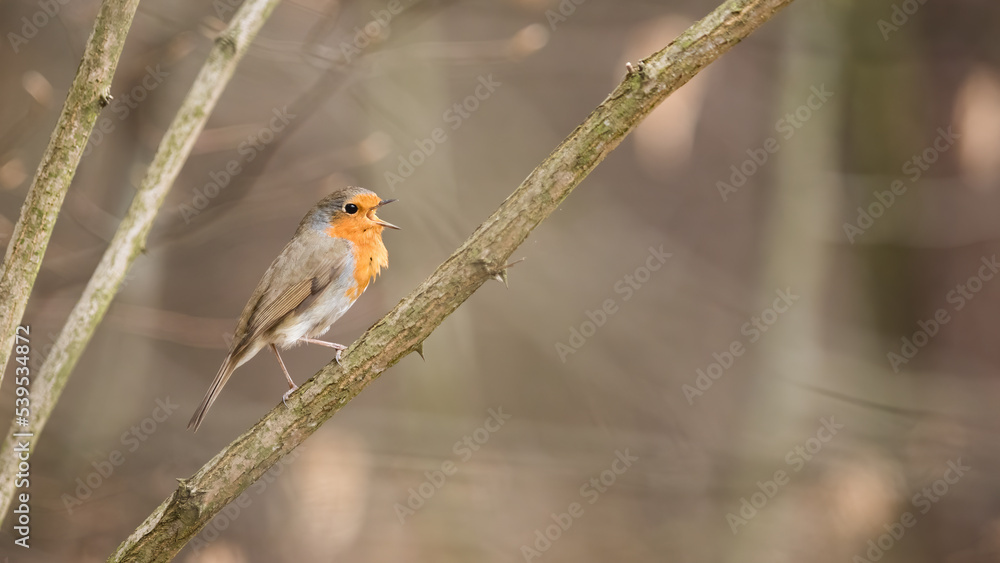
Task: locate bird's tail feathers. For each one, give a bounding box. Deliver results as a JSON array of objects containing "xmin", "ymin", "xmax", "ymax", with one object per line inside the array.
[{"xmin": 187, "ymin": 353, "xmax": 239, "ymax": 432}]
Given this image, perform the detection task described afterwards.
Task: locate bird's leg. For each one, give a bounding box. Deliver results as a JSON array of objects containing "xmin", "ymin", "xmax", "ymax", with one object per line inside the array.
[
  {"xmin": 299, "ymin": 337, "xmax": 347, "ymax": 365},
  {"xmin": 270, "ymin": 344, "xmax": 298, "ymax": 406}
]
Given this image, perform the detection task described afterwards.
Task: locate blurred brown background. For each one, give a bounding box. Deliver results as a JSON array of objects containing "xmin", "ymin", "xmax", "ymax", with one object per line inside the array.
[{"xmin": 2, "ymin": 0, "xmax": 1000, "ymax": 561}]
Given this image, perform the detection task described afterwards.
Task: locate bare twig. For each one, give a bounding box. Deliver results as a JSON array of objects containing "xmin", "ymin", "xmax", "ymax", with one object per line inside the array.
[
  {"xmin": 107, "ymin": 0, "xmax": 795, "ymax": 559},
  {"xmin": 0, "ymin": 0, "xmax": 140, "ymax": 390},
  {"xmin": 0, "ymin": 0, "xmax": 281, "ymax": 523}
]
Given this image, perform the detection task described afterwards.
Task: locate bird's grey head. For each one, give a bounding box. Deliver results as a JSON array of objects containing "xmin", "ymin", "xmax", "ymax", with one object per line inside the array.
[{"xmin": 300, "ymin": 187, "xmax": 399, "ymax": 233}]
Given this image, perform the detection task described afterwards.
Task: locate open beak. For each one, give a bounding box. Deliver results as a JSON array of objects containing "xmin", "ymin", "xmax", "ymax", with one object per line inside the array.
[{"xmin": 371, "ymin": 199, "xmax": 400, "ymax": 229}]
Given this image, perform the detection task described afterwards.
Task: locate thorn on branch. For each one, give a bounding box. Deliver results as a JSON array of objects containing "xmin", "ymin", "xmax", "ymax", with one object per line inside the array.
[
  {"xmin": 476, "ymin": 257, "xmax": 525, "ymax": 289},
  {"xmin": 625, "ymin": 61, "xmax": 647, "ymax": 78},
  {"xmin": 170, "ymin": 479, "xmax": 202, "ymax": 526},
  {"xmin": 98, "ymin": 88, "xmax": 113, "ymax": 108},
  {"xmin": 412, "ymin": 342, "xmax": 425, "ymax": 361},
  {"xmin": 215, "ymin": 34, "xmax": 237, "ymax": 55}
]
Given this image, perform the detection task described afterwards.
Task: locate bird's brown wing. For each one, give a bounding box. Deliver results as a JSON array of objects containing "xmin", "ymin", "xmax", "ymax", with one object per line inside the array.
[{"xmin": 231, "ymin": 233, "xmax": 351, "ymax": 356}]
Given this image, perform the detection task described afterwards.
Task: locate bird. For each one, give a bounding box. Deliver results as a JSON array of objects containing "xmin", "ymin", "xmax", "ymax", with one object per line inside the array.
[{"xmin": 187, "ymin": 187, "xmax": 399, "ymax": 432}]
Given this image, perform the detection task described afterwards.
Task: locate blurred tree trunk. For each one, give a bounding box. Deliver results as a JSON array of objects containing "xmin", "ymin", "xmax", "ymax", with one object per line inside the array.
[{"xmin": 721, "ymin": 1, "xmax": 850, "ymax": 558}]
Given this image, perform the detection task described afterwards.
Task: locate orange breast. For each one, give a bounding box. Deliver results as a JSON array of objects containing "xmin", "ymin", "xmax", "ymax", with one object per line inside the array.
[{"xmin": 326, "ymin": 220, "xmax": 389, "ymax": 300}]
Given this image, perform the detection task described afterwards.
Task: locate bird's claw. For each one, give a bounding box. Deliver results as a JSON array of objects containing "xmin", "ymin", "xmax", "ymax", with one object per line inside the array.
[{"xmin": 282, "ymin": 384, "xmax": 299, "ymax": 407}]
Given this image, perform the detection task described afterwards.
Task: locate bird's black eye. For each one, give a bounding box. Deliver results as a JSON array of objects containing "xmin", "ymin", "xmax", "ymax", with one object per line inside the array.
[{"xmin": 344, "ymin": 203, "xmax": 358, "ymax": 214}]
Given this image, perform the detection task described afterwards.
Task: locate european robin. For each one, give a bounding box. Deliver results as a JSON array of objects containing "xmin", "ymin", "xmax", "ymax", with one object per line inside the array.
[{"xmin": 187, "ymin": 187, "xmax": 399, "ymax": 431}]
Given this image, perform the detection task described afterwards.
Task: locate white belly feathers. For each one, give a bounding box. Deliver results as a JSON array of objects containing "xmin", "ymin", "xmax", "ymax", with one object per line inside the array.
[{"xmin": 270, "ymin": 247, "xmax": 360, "ymax": 347}]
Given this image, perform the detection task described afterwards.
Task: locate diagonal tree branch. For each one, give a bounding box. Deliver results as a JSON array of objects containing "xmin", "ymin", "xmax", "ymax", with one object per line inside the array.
[
  {"xmin": 0, "ymin": 0, "xmax": 282, "ymax": 524},
  {"xmin": 108, "ymin": 0, "xmax": 795, "ymax": 560},
  {"xmin": 0, "ymin": 0, "xmax": 140, "ymax": 391}
]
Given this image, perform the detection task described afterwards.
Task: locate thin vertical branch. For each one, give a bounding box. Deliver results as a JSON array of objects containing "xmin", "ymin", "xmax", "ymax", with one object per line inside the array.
[
  {"xmin": 0, "ymin": 0, "xmax": 282, "ymax": 524},
  {"xmin": 0, "ymin": 0, "xmax": 140, "ymax": 389}
]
